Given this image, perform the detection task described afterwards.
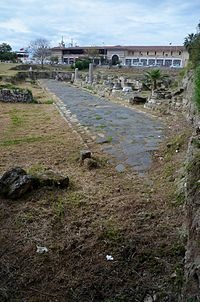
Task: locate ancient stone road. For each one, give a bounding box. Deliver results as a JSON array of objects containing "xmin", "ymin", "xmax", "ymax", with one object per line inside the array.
[{"xmin": 42, "ymin": 80, "xmax": 164, "ymax": 173}]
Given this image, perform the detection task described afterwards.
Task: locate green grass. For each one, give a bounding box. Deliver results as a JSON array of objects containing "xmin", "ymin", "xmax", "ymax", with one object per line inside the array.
[
  {"xmin": 43, "ymin": 99, "xmax": 54, "ymax": 104},
  {"xmin": 95, "ymin": 114, "xmax": 102, "ymax": 120},
  {"xmin": 107, "ymin": 136, "xmax": 113, "ymax": 143},
  {"xmin": 0, "ymin": 62, "xmax": 18, "ymax": 76},
  {"xmin": 0, "ymin": 135, "xmax": 49, "ymax": 147},
  {"xmin": 10, "ymin": 114, "xmax": 24, "ymax": 126}
]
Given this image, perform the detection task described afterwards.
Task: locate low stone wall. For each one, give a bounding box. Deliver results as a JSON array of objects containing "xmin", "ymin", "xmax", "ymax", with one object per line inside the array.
[{"xmin": 0, "ymin": 87, "xmax": 34, "ymax": 103}]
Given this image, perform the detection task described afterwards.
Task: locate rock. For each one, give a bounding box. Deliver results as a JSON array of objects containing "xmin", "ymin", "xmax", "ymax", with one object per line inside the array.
[
  {"xmin": 129, "ymin": 96, "xmax": 147, "ymax": 105},
  {"xmin": 172, "ymin": 88, "xmax": 184, "ymax": 96},
  {"xmin": 0, "ymin": 167, "xmax": 37, "ymax": 199},
  {"xmin": 112, "ymin": 82, "xmax": 122, "ymax": 90},
  {"xmin": 37, "ymin": 170, "xmax": 69, "ymax": 189},
  {"xmin": 0, "ymin": 167, "xmax": 69, "ymax": 199},
  {"xmin": 84, "ymin": 158, "xmax": 99, "ymax": 170},
  {"xmin": 0, "ymin": 87, "xmax": 34, "ymax": 103},
  {"xmin": 122, "ymin": 86, "xmax": 132, "ymax": 92},
  {"xmin": 96, "ymin": 137, "xmax": 111, "ymax": 144},
  {"xmin": 80, "ymin": 150, "xmax": 92, "ymax": 160},
  {"xmin": 115, "ymin": 164, "xmax": 125, "ymax": 172}
]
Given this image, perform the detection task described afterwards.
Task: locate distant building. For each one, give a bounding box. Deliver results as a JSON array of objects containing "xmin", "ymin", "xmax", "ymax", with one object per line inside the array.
[
  {"xmin": 51, "ymin": 45, "xmax": 189, "ymax": 68},
  {"xmin": 15, "ymin": 49, "xmax": 29, "ymax": 63}
]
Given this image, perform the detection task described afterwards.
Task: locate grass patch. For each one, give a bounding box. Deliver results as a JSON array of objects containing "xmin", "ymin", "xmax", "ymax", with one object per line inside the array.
[
  {"xmin": 164, "ymin": 133, "xmax": 186, "ymax": 161},
  {"xmin": 43, "ymin": 99, "xmax": 54, "ymax": 104},
  {"xmin": 95, "ymin": 114, "xmax": 102, "ymax": 120},
  {"xmin": 0, "ymin": 135, "xmax": 49, "ymax": 147},
  {"xmin": 107, "ymin": 136, "xmax": 113, "ymax": 143},
  {"xmin": 66, "ymin": 192, "xmax": 87, "ymax": 207}
]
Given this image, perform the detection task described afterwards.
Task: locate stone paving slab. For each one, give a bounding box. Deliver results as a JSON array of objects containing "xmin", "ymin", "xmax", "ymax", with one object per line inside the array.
[{"xmin": 42, "ymin": 80, "xmax": 164, "ymax": 173}]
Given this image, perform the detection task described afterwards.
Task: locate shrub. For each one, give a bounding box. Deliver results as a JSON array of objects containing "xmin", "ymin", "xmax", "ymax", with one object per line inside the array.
[{"xmin": 74, "ymin": 58, "xmax": 91, "ymax": 70}]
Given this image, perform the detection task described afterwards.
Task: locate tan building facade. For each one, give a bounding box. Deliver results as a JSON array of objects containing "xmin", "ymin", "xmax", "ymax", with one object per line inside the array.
[{"xmin": 51, "ymin": 45, "xmax": 189, "ymax": 68}]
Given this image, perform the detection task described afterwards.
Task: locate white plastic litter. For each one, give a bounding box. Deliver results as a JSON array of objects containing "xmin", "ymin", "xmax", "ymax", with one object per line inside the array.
[
  {"xmin": 36, "ymin": 246, "xmax": 48, "ymax": 253},
  {"xmin": 106, "ymin": 255, "xmax": 114, "ymax": 261}
]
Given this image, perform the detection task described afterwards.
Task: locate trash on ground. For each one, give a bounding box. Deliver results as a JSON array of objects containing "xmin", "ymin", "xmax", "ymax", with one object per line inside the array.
[
  {"xmin": 36, "ymin": 246, "xmax": 48, "ymax": 253},
  {"xmin": 106, "ymin": 255, "xmax": 114, "ymax": 261}
]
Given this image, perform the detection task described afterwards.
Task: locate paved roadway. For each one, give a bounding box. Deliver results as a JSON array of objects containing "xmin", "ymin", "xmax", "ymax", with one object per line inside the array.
[{"xmin": 42, "ymin": 80, "xmax": 164, "ymax": 173}]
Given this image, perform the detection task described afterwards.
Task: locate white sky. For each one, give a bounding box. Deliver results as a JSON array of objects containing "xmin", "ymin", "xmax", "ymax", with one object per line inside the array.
[{"xmin": 0, "ymin": 0, "xmax": 199, "ymax": 50}]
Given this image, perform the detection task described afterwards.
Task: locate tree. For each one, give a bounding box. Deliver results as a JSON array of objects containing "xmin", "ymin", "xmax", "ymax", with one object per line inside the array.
[
  {"xmin": 50, "ymin": 56, "xmax": 59, "ymax": 65},
  {"xmin": 85, "ymin": 48, "xmax": 100, "ymax": 64},
  {"xmin": 73, "ymin": 58, "xmax": 90, "ymax": 70},
  {"xmin": 144, "ymin": 69, "xmax": 166, "ymax": 91},
  {"xmin": 0, "ymin": 43, "xmax": 17, "ymax": 62},
  {"xmin": 184, "ymin": 22, "xmax": 200, "ymax": 67},
  {"xmin": 30, "ymin": 38, "xmax": 51, "ymax": 68},
  {"xmin": 0, "ymin": 43, "xmax": 12, "ymax": 53}
]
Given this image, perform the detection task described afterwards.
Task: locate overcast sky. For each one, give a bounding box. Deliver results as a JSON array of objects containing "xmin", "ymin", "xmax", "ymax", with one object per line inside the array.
[{"xmin": 0, "ymin": 0, "xmax": 199, "ymax": 50}]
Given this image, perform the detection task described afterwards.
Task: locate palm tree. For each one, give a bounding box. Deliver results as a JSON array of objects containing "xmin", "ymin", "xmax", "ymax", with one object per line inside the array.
[
  {"xmin": 184, "ymin": 33, "xmax": 197, "ymax": 50},
  {"xmin": 145, "ymin": 69, "xmax": 165, "ymax": 91}
]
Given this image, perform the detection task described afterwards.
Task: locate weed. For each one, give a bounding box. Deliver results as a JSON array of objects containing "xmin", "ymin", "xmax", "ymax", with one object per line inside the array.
[
  {"xmin": 171, "ymin": 264, "xmax": 185, "ymax": 290},
  {"xmin": 43, "ymin": 99, "xmax": 54, "ymax": 104},
  {"xmin": 107, "ymin": 136, "xmax": 113, "ymax": 143},
  {"xmin": 192, "ymin": 137, "xmax": 200, "ymax": 148},
  {"xmin": 96, "ymin": 124, "xmax": 106, "ymax": 129},
  {"xmin": 52, "ymin": 196, "xmax": 65, "ymax": 218},
  {"xmin": 95, "ymin": 114, "xmax": 102, "ymax": 120}
]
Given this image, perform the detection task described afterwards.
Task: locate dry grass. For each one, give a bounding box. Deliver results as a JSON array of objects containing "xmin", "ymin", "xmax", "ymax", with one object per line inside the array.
[
  {"xmin": 0, "ymin": 62, "xmax": 18, "ymax": 77},
  {"xmin": 0, "ymin": 74, "xmax": 192, "ymax": 301}
]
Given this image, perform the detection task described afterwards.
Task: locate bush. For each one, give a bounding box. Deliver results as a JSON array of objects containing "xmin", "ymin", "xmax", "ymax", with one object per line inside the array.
[
  {"xmin": 74, "ymin": 59, "xmax": 91, "ymax": 70},
  {"xmin": 194, "ymin": 66, "xmax": 200, "ymax": 111}
]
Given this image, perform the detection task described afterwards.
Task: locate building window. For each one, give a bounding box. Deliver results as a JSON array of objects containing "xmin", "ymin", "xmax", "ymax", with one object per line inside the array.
[
  {"xmin": 163, "ymin": 51, "xmax": 165, "ymax": 56},
  {"xmin": 173, "ymin": 59, "xmax": 181, "ymax": 66},
  {"xmin": 171, "ymin": 51, "xmax": 173, "ymax": 55},
  {"xmin": 125, "ymin": 59, "xmax": 132, "ymax": 66},
  {"xmin": 140, "ymin": 59, "xmax": 147, "ymax": 66},
  {"xmin": 179, "ymin": 51, "xmax": 182, "ymax": 55},
  {"xmin": 156, "ymin": 59, "xmax": 164, "ymax": 66},
  {"xmin": 147, "ymin": 51, "xmax": 149, "ymax": 55},
  {"xmin": 148, "ymin": 59, "xmax": 155, "ymax": 66},
  {"xmin": 132, "ymin": 58, "xmax": 139, "ymax": 66},
  {"xmin": 155, "ymin": 51, "xmax": 157, "ymax": 55},
  {"xmin": 165, "ymin": 59, "xmax": 172, "ymax": 67}
]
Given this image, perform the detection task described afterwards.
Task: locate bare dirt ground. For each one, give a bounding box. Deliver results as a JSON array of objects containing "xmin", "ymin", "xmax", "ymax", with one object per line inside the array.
[{"xmin": 0, "ymin": 76, "xmax": 192, "ymax": 301}]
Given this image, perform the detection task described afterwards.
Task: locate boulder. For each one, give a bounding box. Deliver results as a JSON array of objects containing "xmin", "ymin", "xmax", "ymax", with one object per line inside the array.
[
  {"xmin": 129, "ymin": 96, "xmax": 147, "ymax": 105},
  {"xmin": 80, "ymin": 150, "xmax": 92, "ymax": 161},
  {"xmin": 0, "ymin": 167, "xmax": 37, "ymax": 199},
  {"xmin": 0, "ymin": 167, "xmax": 69, "ymax": 200},
  {"xmin": 84, "ymin": 158, "xmax": 99, "ymax": 170},
  {"xmin": 122, "ymin": 86, "xmax": 132, "ymax": 92},
  {"xmin": 36, "ymin": 170, "xmax": 69, "ymax": 189}
]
